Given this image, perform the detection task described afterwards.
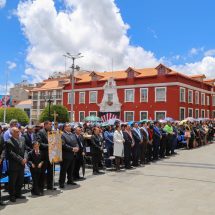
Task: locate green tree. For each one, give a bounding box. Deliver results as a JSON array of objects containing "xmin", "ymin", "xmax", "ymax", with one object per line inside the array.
[
  {"xmin": 39, "ymin": 104, "xmax": 69, "ymax": 123},
  {"xmin": 0, "ymin": 107, "xmax": 29, "ymax": 125}
]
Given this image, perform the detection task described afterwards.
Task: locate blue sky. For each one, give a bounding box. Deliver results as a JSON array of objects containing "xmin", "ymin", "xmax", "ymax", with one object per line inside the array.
[{"xmin": 0, "ymin": 0, "xmax": 215, "ymax": 94}]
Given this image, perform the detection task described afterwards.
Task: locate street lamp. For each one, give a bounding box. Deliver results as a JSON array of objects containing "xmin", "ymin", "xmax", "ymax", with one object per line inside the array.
[
  {"xmin": 3, "ymin": 70, "xmax": 9, "ymax": 123},
  {"xmin": 43, "ymin": 92, "xmax": 54, "ymax": 121},
  {"xmin": 63, "ymin": 52, "xmax": 83, "ymax": 122}
]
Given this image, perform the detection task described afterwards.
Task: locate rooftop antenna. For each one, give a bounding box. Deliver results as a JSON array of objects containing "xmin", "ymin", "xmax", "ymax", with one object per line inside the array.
[{"xmin": 63, "ymin": 54, "xmax": 67, "ymax": 72}]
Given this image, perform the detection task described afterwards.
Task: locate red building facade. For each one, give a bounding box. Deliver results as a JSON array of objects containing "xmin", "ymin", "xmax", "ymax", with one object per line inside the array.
[{"xmin": 62, "ymin": 64, "xmax": 215, "ymax": 122}]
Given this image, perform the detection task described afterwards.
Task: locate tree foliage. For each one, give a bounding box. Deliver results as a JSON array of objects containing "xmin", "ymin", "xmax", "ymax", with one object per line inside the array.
[
  {"xmin": 0, "ymin": 107, "xmax": 29, "ymax": 125},
  {"xmin": 39, "ymin": 105, "xmax": 69, "ymax": 123}
]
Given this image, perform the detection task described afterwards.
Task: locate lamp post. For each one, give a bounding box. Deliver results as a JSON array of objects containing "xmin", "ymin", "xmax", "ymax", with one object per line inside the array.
[
  {"xmin": 63, "ymin": 53, "xmax": 83, "ymax": 122},
  {"xmin": 43, "ymin": 92, "xmax": 54, "ymax": 121},
  {"xmin": 3, "ymin": 70, "xmax": 9, "ymax": 123}
]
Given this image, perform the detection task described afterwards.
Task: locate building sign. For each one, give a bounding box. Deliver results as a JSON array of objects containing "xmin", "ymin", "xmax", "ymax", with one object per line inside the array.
[{"xmin": 0, "ymin": 95, "xmax": 12, "ymax": 107}]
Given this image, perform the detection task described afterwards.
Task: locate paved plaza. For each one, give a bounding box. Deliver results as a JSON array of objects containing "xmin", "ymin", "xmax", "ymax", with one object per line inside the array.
[{"xmin": 1, "ymin": 144, "xmax": 215, "ymax": 215}]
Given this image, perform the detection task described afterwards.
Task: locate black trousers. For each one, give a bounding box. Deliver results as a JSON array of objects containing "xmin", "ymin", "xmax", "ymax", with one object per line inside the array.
[
  {"xmin": 146, "ymin": 143, "xmax": 152, "ymax": 162},
  {"xmin": 124, "ymin": 144, "xmax": 131, "ymax": 168},
  {"xmin": 30, "ymin": 168, "xmax": 42, "ymax": 193},
  {"xmin": 160, "ymin": 137, "xmax": 166, "ymax": 158},
  {"xmin": 0, "ymin": 162, "xmax": 3, "ymax": 201},
  {"xmin": 73, "ymin": 155, "xmax": 83, "ymax": 179},
  {"xmin": 153, "ymin": 140, "xmax": 160, "ymax": 160},
  {"xmin": 140, "ymin": 142, "xmax": 147, "ymax": 164},
  {"xmin": 59, "ymin": 158, "xmax": 75, "ymax": 185},
  {"xmin": 132, "ymin": 143, "xmax": 140, "ymax": 166},
  {"xmin": 40, "ymin": 159, "xmax": 53, "ymax": 189},
  {"xmin": 92, "ymin": 153, "xmax": 102, "ymax": 173},
  {"xmin": 8, "ymin": 168, "xmax": 24, "ymax": 197},
  {"xmin": 166, "ymin": 135, "xmax": 173, "ymax": 156}
]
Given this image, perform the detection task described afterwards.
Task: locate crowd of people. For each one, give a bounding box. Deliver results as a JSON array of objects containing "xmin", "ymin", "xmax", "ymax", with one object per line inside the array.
[{"xmin": 0, "ymin": 118, "xmax": 214, "ymax": 205}]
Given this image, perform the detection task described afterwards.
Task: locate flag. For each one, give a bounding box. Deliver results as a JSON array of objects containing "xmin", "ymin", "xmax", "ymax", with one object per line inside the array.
[{"xmin": 48, "ymin": 131, "xmax": 62, "ymax": 163}]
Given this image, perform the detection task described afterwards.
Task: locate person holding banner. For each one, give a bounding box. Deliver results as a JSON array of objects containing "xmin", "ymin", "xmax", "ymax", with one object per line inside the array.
[
  {"xmin": 59, "ymin": 123, "xmax": 79, "ymax": 188},
  {"xmin": 36, "ymin": 121, "xmax": 55, "ymax": 191}
]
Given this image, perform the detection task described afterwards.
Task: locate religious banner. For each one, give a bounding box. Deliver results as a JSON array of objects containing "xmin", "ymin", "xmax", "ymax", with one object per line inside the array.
[{"xmin": 48, "ymin": 130, "xmax": 62, "ymax": 163}]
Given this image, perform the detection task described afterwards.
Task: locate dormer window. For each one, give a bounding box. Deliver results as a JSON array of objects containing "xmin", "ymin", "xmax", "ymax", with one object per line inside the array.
[
  {"xmin": 156, "ymin": 64, "xmax": 172, "ymax": 75},
  {"xmin": 125, "ymin": 67, "xmax": 140, "ymax": 78},
  {"xmin": 90, "ymin": 72, "xmax": 103, "ymax": 81}
]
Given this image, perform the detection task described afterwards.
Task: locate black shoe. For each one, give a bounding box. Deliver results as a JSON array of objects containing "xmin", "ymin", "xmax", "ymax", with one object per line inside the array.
[
  {"xmin": 93, "ymin": 172, "xmax": 99, "ymax": 175},
  {"xmin": 97, "ymin": 171, "xmax": 105, "ymax": 174},
  {"xmin": 40, "ymin": 191, "xmax": 44, "ymax": 196},
  {"xmin": 76, "ymin": 177, "xmax": 86, "ymax": 181},
  {"xmin": 67, "ymin": 182, "xmax": 77, "ymax": 186},
  {"xmin": 0, "ymin": 200, "xmax": 7, "ymax": 205},
  {"xmin": 59, "ymin": 184, "xmax": 65, "ymax": 188},
  {"xmin": 47, "ymin": 187, "xmax": 57, "ymax": 190},
  {"xmin": 10, "ymin": 196, "xmax": 16, "ymax": 202},
  {"xmin": 15, "ymin": 195, "xmax": 26, "ymax": 199}
]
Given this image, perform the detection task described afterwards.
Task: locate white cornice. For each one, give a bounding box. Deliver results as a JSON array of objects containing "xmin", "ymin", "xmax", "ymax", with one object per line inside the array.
[{"xmin": 62, "ymin": 82, "xmax": 215, "ymax": 95}]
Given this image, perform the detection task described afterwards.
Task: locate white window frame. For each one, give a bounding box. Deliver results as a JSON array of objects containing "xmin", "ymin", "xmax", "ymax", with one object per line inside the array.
[
  {"xmin": 206, "ymin": 96, "xmax": 210, "ymax": 106},
  {"xmin": 206, "ymin": 110, "xmax": 210, "ymax": 118},
  {"xmin": 154, "ymin": 111, "xmax": 167, "ymax": 121},
  {"xmin": 79, "ymin": 92, "xmax": 85, "ymax": 104},
  {"xmin": 188, "ymin": 90, "xmax": 193, "ymax": 104},
  {"xmin": 124, "ymin": 111, "xmax": 134, "ymax": 122},
  {"xmin": 155, "ymin": 87, "xmax": 166, "ymax": 102},
  {"xmin": 188, "ymin": 108, "xmax": 193, "ymax": 117},
  {"xmin": 79, "ymin": 111, "xmax": 85, "ymax": 122},
  {"xmin": 201, "ymin": 109, "xmax": 205, "ymax": 118},
  {"xmin": 195, "ymin": 91, "xmax": 199, "ymax": 104},
  {"xmin": 179, "ymin": 107, "xmax": 186, "ymax": 121},
  {"xmin": 140, "ymin": 88, "xmax": 148, "ymax": 102},
  {"xmin": 124, "ymin": 89, "xmax": 135, "ymax": 102},
  {"xmin": 139, "ymin": 111, "xmax": 148, "ymax": 121},
  {"xmin": 89, "ymin": 91, "xmax": 97, "ymax": 104},
  {"xmin": 180, "ymin": 87, "xmax": 186, "ymax": 102},
  {"xmin": 195, "ymin": 109, "xmax": 199, "ymax": 118},
  {"xmin": 68, "ymin": 92, "xmax": 75, "ymax": 104},
  {"xmin": 201, "ymin": 93, "xmax": 205, "ymax": 105},
  {"xmin": 89, "ymin": 111, "xmax": 97, "ymax": 116}
]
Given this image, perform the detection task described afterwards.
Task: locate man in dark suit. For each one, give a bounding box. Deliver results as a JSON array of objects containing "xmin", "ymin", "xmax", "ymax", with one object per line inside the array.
[
  {"xmin": 6, "ymin": 127, "xmax": 27, "ymax": 202},
  {"xmin": 59, "ymin": 123, "xmax": 79, "ymax": 188},
  {"xmin": 131, "ymin": 122, "xmax": 143, "ymax": 167},
  {"xmin": 122, "ymin": 124, "xmax": 133, "ymax": 169},
  {"xmin": 140, "ymin": 122, "xmax": 149, "ymax": 164},
  {"xmin": 0, "ymin": 128, "xmax": 6, "ymax": 205},
  {"xmin": 153, "ymin": 121, "xmax": 162, "ymax": 160},
  {"xmin": 23, "ymin": 125, "xmax": 34, "ymax": 152},
  {"xmin": 36, "ymin": 121, "xmax": 54, "ymax": 190},
  {"xmin": 73, "ymin": 126, "xmax": 86, "ymax": 181}
]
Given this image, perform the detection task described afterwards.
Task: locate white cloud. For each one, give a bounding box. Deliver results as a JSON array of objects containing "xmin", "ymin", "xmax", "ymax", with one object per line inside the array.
[
  {"xmin": 0, "ymin": 82, "xmax": 14, "ymax": 95},
  {"xmin": 172, "ymin": 56, "xmax": 215, "ymax": 78},
  {"xmin": 204, "ymin": 49, "xmax": 215, "ymax": 57},
  {"xmin": 16, "ymin": 0, "xmax": 160, "ymax": 82},
  {"xmin": 189, "ymin": 47, "xmax": 204, "ymax": 56},
  {"xmin": 6, "ymin": 61, "xmax": 17, "ymax": 70},
  {"xmin": 0, "ymin": 0, "xmax": 6, "ymax": 9},
  {"xmin": 16, "ymin": 0, "xmax": 215, "ymax": 82}
]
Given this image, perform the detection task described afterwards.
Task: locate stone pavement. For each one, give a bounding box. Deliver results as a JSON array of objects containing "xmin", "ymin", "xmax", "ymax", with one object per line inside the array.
[{"xmin": 1, "ymin": 144, "xmax": 215, "ymax": 215}]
